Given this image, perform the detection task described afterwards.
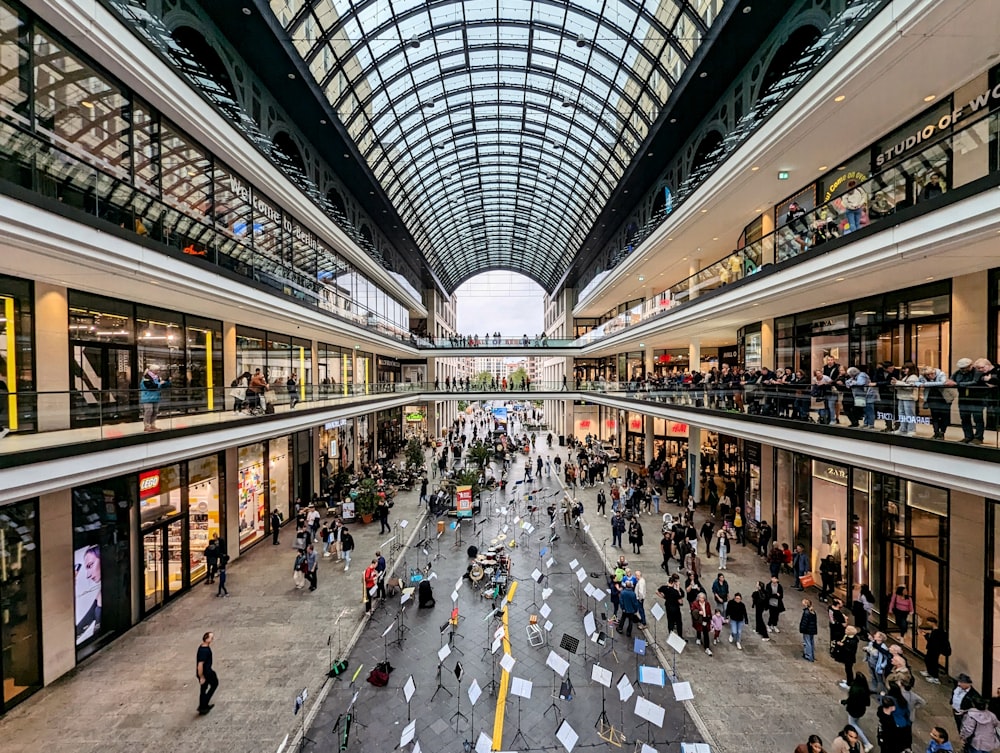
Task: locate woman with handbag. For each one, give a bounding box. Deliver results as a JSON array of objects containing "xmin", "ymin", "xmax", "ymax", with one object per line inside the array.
[
  {"xmin": 751, "ymin": 581, "xmax": 770, "ymax": 641},
  {"xmin": 765, "ymin": 575, "xmax": 784, "ymax": 633},
  {"xmin": 960, "ymin": 697, "xmax": 1000, "ymax": 753}
]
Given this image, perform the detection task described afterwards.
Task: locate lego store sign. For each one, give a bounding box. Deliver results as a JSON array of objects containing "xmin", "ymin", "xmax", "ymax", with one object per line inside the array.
[{"xmin": 139, "ymin": 470, "xmax": 161, "ymax": 499}]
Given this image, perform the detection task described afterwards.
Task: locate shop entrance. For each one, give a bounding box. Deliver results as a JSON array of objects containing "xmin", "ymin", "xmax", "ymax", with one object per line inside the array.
[
  {"xmin": 141, "ymin": 518, "xmax": 185, "ymax": 616},
  {"xmin": 885, "ymin": 546, "xmax": 946, "ymax": 652},
  {"xmin": 70, "ymin": 343, "xmax": 135, "ymax": 427}
]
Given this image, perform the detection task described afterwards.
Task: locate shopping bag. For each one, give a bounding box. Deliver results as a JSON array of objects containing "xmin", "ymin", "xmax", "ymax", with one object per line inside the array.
[{"xmin": 798, "ymin": 572, "xmax": 816, "ymax": 588}]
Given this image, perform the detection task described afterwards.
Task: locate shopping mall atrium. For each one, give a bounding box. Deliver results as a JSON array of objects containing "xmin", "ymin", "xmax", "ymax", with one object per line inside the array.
[{"xmin": 1, "ymin": 1, "xmax": 1000, "ymax": 752}]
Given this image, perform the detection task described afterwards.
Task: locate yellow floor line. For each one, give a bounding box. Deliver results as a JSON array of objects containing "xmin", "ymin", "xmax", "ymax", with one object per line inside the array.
[{"xmin": 491, "ymin": 585, "xmax": 517, "ymax": 750}]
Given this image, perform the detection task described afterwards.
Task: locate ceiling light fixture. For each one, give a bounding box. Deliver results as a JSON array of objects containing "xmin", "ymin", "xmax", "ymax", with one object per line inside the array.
[
  {"xmin": 699, "ymin": 71, "xmax": 708, "ymax": 78},
  {"xmin": 407, "ymin": 35, "xmax": 420, "ymax": 49},
  {"xmin": 742, "ymin": 5, "xmax": 752, "ymax": 13},
  {"xmin": 242, "ymin": 7, "xmax": 251, "ymax": 15},
  {"xmin": 712, "ymin": 237, "xmax": 719, "ymax": 241},
  {"xmin": 637, "ymin": 275, "xmax": 645, "ymax": 282},
  {"xmin": 576, "ymin": 34, "xmax": 588, "ymax": 48},
  {"xmin": 700, "ymin": 209, "xmax": 708, "ymax": 213},
  {"xmin": 923, "ymin": 94, "xmax": 936, "ymax": 102},
  {"xmin": 287, "ymin": 73, "xmax": 296, "ymax": 80},
  {"xmin": 669, "ymin": 117, "xmax": 677, "ymax": 123},
  {"xmin": 835, "ymin": 277, "xmax": 845, "ymax": 282},
  {"xmin": 834, "ymin": 95, "xmax": 846, "ymax": 102},
  {"xmin": 81, "ymin": 100, "xmax": 94, "ymax": 109},
  {"xmin": 319, "ymin": 119, "xmax": 327, "ymax": 125},
  {"xmin": 818, "ymin": 165, "xmax": 828, "ymax": 171},
  {"xmin": 751, "ymin": 166, "xmax": 759, "ymax": 172}
]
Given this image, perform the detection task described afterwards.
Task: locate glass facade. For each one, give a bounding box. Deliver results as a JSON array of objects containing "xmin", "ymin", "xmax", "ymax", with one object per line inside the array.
[
  {"xmin": 238, "ymin": 442, "xmax": 267, "ymax": 551},
  {"xmin": 773, "ymin": 453, "xmax": 949, "ymax": 653},
  {"xmin": 68, "ymin": 291, "xmax": 222, "ymax": 427},
  {"xmin": 0, "ymin": 498, "xmax": 41, "ymax": 713},
  {"xmin": 0, "ymin": 0, "xmax": 415, "ymax": 338}
]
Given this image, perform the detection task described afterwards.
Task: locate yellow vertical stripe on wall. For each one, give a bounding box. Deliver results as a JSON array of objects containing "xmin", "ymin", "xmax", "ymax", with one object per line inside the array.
[
  {"xmin": 5, "ymin": 297, "xmax": 16, "ymax": 431},
  {"xmin": 205, "ymin": 331, "xmax": 214, "ymax": 411}
]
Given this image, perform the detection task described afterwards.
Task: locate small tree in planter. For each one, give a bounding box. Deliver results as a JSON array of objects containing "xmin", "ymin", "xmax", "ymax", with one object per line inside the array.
[
  {"xmin": 404, "ymin": 437, "xmax": 425, "ymax": 472},
  {"xmin": 465, "ymin": 440, "xmax": 492, "ymax": 471},
  {"xmin": 355, "ymin": 477, "xmax": 379, "ymax": 523}
]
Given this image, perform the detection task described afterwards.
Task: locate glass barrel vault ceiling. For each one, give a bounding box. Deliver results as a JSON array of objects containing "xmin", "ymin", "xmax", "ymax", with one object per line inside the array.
[{"xmin": 270, "ymin": 0, "xmax": 720, "ymax": 293}]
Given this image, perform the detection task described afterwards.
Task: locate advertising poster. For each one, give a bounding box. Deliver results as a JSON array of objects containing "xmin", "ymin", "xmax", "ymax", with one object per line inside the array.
[
  {"xmin": 455, "ymin": 485, "xmax": 473, "ymax": 518},
  {"xmin": 491, "ymin": 406, "xmax": 508, "ymax": 428},
  {"xmin": 74, "ymin": 545, "xmax": 102, "ymax": 645}
]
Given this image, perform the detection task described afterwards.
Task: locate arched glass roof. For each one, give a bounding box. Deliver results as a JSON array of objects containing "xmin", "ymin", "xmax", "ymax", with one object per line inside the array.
[{"xmin": 270, "ymin": 0, "xmax": 719, "ymax": 292}]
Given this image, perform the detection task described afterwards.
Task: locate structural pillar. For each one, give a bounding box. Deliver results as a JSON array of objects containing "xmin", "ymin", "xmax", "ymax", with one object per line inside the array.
[
  {"xmin": 689, "ymin": 339, "xmax": 701, "ymax": 373},
  {"xmin": 688, "ymin": 257, "xmax": 700, "ymax": 301},
  {"xmin": 38, "ymin": 488, "xmax": 75, "ymax": 682},
  {"xmin": 687, "ymin": 426, "xmax": 701, "ymax": 504},
  {"xmin": 34, "ymin": 282, "xmax": 70, "ymax": 431},
  {"xmin": 223, "ymin": 321, "xmax": 238, "ymax": 388},
  {"xmin": 224, "ymin": 446, "xmax": 240, "ymax": 561},
  {"xmin": 643, "ymin": 415, "xmax": 654, "ymax": 469},
  {"xmin": 760, "ymin": 319, "xmax": 775, "ymax": 370}
]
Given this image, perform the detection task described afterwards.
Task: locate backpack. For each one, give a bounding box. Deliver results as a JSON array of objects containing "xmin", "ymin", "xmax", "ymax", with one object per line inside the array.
[{"xmin": 367, "ymin": 661, "xmax": 393, "ymax": 687}]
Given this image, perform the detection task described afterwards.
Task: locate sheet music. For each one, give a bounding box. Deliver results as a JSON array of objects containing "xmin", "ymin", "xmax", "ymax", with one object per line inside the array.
[
  {"xmin": 544, "ymin": 620, "xmax": 554, "ymax": 632},
  {"xmin": 438, "ymin": 644, "xmax": 451, "ymax": 662},
  {"xmin": 499, "ymin": 653, "xmax": 516, "ymax": 673},
  {"xmin": 381, "ymin": 620, "xmax": 396, "ymax": 637},
  {"xmin": 575, "ymin": 568, "xmax": 587, "ymax": 583},
  {"xmin": 400, "ymin": 719, "xmax": 417, "ymax": 746},
  {"xmin": 555, "ymin": 719, "xmax": 579, "ymax": 752},
  {"xmin": 666, "ymin": 631, "xmax": 687, "ymax": 654},
  {"xmin": 542, "ymin": 587, "xmax": 553, "ymax": 600},
  {"xmin": 403, "ymin": 675, "xmax": 415, "ymax": 701},
  {"xmin": 475, "ymin": 732, "xmax": 493, "ymax": 753},
  {"xmin": 583, "ymin": 612, "xmax": 596, "ymax": 636},
  {"xmin": 491, "ymin": 636, "xmax": 503, "ymax": 654},
  {"xmin": 591, "ymin": 664, "xmax": 613, "ymax": 688},
  {"xmin": 672, "ymin": 681, "xmax": 694, "ymax": 701},
  {"xmin": 540, "ymin": 603, "xmax": 552, "ymax": 618},
  {"xmin": 468, "ymin": 678, "xmax": 482, "ymax": 706},
  {"xmin": 569, "ymin": 559, "xmax": 579, "ymax": 568},
  {"xmin": 531, "ymin": 568, "xmax": 543, "ymax": 582},
  {"xmin": 616, "ymin": 673, "xmax": 634, "ymax": 702},
  {"xmin": 545, "ymin": 650, "xmax": 570, "ymax": 677},
  {"xmin": 510, "ymin": 677, "xmax": 533, "ymax": 699},
  {"xmin": 546, "ymin": 557, "xmax": 555, "ymax": 568},
  {"xmin": 650, "ymin": 602, "xmax": 665, "ymax": 621},
  {"xmin": 638, "ymin": 665, "xmax": 666, "ymax": 687},
  {"xmin": 635, "ymin": 696, "xmax": 666, "ymax": 727}
]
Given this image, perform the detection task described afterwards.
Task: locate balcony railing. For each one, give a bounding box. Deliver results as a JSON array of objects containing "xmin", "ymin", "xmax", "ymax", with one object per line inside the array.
[
  {"xmin": 1, "ymin": 380, "xmax": 996, "ymax": 466},
  {"xmin": 576, "ymin": 381, "xmax": 1000, "ymax": 451},
  {"xmin": 574, "ymin": 110, "xmax": 1000, "ymax": 348}
]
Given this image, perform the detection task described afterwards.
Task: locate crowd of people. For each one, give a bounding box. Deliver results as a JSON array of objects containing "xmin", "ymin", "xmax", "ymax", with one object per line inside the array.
[{"xmin": 589, "ymin": 354, "xmax": 998, "ymax": 444}]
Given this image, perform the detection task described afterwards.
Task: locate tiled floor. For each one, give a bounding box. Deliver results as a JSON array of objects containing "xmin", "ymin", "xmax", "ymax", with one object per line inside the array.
[{"xmin": 0, "ymin": 438, "xmax": 960, "ymax": 753}]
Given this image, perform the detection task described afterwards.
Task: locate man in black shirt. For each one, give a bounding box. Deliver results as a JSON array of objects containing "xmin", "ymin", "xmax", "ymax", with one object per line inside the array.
[{"xmin": 196, "ymin": 631, "xmax": 218, "ymax": 714}]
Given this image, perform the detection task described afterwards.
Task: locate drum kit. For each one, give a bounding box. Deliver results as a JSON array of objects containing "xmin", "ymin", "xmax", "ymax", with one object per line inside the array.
[{"xmin": 470, "ymin": 536, "xmax": 512, "ymax": 599}]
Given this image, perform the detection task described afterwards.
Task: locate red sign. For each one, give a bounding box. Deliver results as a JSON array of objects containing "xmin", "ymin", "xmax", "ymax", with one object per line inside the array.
[
  {"xmin": 629, "ymin": 418, "xmax": 642, "ymax": 431},
  {"xmin": 578, "ymin": 419, "xmax": 592, "ymax": 429},
  {"xmin": 658, "ymin": 354, "xmax": 672, "ymax": 363},
  {"xmin": 669, "ymin": 423, "xmax": 688, "ymax": 435},
  {"xmin": 139, "ymin": 470, "xmax": 161, "ymax": 499},
  {"xmin": 605, "ymin": 419, "xmax": 617, "ymax": 429}
]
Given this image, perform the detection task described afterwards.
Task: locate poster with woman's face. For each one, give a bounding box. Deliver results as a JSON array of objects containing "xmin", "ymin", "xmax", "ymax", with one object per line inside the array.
[{"xmin": 74, "ymin": 545, "xmax": 102, "ymax": 645}]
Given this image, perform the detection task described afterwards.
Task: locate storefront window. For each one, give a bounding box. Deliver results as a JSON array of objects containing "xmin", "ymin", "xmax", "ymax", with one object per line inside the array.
[
  {"xmin": 185, "ymin": 316, "xmax": 223, "ymax": 412},
  {"xmin": 269, "ymin": 437, "xmax": 291, "ymax": 523},
  {"xmin": 73, "ymin": 476, "xmax": 133, "ymax": 660},
  {"xmin": 775, "ymin": 450, "xmax": 794, "ymax": 544},
  {"xmin": 0, "ymin": 273, "xmax": 35, "ymax": 433},
  {"xmin": 139, "ymin": 464, "xmax": 183, "ymax": 613},
  {"xmin": 236, "ymin": 327, "xmax": 266, "ymax": 378},
  {"xmin": 851, "ymin": 470, "xmax": 873, "ymax": 602},
  {"xmin": 238, "ymin": 443, "xmax": 267, "ymax": 550},
  {"xmin": 810, "ymin": 460, "xmax": 849, "ymax": 584},
  {"xmin": 188, "ymin": 454, "xmax": 222, "ymax": 583},
  {"xmin": 136, "ymin": 306, "xmax": 184, "ymax": 385},
  {"xmin": 0, "ymin": 498, "xmax": 41, "ymax": 711}
]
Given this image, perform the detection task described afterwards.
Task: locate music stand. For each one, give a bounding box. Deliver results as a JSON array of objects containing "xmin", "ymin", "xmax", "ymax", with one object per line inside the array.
[
  {"xmin": 464, "ymin": 678, "xmax": 483, "ymax": 751},
  {"xmin": 632, "ymin": 638, "xmax": 647, "ymax": 695},
  {"xmin": 544, "ymin": 646, "xmax": 572, "ymax": 722},
  {"xmin": 450, "ymin": 661, "xmax": 468, "ymax": 732},
  {"xmin": 448, "ymin": 607, "xmax": 465, "ymax": 656},
  {"xmin": 526, "ymin": 567, "xmax": 543, "ymax": 612},
  {"xmin": 431, "ymin": 641, "xmax": 453, "ymax": 701}
]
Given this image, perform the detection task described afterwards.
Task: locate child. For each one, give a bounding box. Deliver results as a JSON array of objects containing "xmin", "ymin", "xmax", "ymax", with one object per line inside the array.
[
  {"xmin": 781, "ymin": 543, "xmax": 794, "ymax": 575},
  {"xmin": 216, "ymin": 557, "xmax": 229, "ymax": 597},
  {"xmin": 710, "ymin": 609, "xmax": 725, "ymax": 645}
]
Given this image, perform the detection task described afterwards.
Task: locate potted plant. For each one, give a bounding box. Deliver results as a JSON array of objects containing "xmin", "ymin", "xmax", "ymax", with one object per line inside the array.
[
  {"xmin": 404, "ymin": 437, "xmax": 425, "ymax": 472},
  {"xmin": 355, "ymin": 477, "xmax": 379, "ymax": 524}
]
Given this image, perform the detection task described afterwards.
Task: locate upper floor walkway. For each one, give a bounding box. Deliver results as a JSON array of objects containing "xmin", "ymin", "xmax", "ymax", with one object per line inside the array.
[{"xmin": 2, "ymin": 380, "xmax": 997, "ymax": 503}]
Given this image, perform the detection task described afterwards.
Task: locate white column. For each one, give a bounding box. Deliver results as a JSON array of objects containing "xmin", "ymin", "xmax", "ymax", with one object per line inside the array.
[
  {"xmin": 39, "ymin": 488, "xmax": 76, "ymax": 682},
  {"xmin": 224, "ymin": 446, "xmax": 240, "ymax": 561},
  {"xmin": 34, "ymin": 282, "xmax": 70, "ymax": 431},
  {"xmin": 687, "ymin": 426, "xmax": 701, "ymax": 505},
  {"xmin": 688, "ymin": 257, "xmax": 700, "ymax": 301}
]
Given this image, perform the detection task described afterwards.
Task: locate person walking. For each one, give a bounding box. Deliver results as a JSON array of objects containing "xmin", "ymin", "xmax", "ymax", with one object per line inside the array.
[
  {"xmin": 419, "ymin": 476, "xmax": 429, "ymax": 507},
  {"xmin": 376, "ymin": 498, "xmax": 391, "ymax": 535},
  {"xmin": 765, "ymin": 575, "xmax": 784, "ymax": 633},
  {"xmin": 919, "ymin": 617, "xmax": 951, "ymax": 685},
  {"xmin": 341, "ymin": 527, "xmax": 354, "ymax": 571},
  {"xmin": 658, "ymin": 574, "xmax": 685, "ymax": 639},
  {"xmin": 691, "ymin": 592, "xmax": 713, "ymax": 655},
  {"xmin": 628, "ymin": 516, "xmax": 644, "ymax": 555},
  {"xmin": 725, "ymin": 592, "xmax": 747, "ymax": 650},
  {"xmin": 951, "ymin": 673, "xmax": 981, "ymax": 737},
  {"xmin": 733, "ymin": 507, "xmax": 744, "ymax": 546},
  {"xmin": 711, "ymin": 573, "xmax": 729, "ymax": 609},
  {"xmin": 196, "ymin": 631, "xmax": 218, "ymax": 715},
  {"xmin": 842, "ymin": 671, "xmax": 874, "ymax": 752},
  {"xmin": 286, "ymin": 371, "xmax": 298, "ymax": 409},
  {"xmin": 793, "ymin": 544, "xmax": 810, "ymax": 590},
  {"xmin": 831, "ymin": 726, "xmax": 864, "ymax": 753},
  {"xmin": 877, "ymin": 696, "xmax": 913, "ymax": 753},
  {"xmin": 216, "ymin": 558, "xmax": 229, "ymax": 597},
  {"xmin": 270, "ymin": 509, "xmax": 282, "ymax": 545},
  {"xmin": 751, "ymin": 581, "xmax": 771, "ymax": 641},
  {"xmin": 204, "ymin": 539, "xmax": 220, "ymax": 585},
  {"xmin": 888, "ymin": 586, "xmax": 913, "ymax": 638},
  {"xmin": 716, "ymin": 526, "xmax": 732, "ymax": 570},
  {"xmin": 305, "ymin": 544, "xmax": 318, "ymax": 592},
  {"xmin": 799, "ymin": 597, "xmax": 819, "ymax": 662},
  {"xmin": 864, "ymin": 632, "xmax": 891, "ymax": 695},
  {"xmin": 833, "ymin": 625, "xmax": 861, "ymax": 688},
  {"xmin": 700, "ymin": 519, "xmax": 715, "ymax": 559}
]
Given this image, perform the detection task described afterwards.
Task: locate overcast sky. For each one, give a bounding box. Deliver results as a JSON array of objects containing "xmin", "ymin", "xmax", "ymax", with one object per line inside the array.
[{"xmin": 455, "ymin": 271, "xmax": 545, "ymax": 336}]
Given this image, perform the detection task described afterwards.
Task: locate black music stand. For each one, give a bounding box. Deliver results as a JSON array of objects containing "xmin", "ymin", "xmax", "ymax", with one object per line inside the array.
[{"xmin": 450, "ymin": 662, "xmax": 468, "ymax": 732}]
